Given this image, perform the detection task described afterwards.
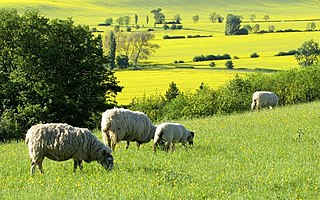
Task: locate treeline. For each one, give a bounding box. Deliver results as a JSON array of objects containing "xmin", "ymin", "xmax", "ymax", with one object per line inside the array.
[
  {"xmin": 130, "ymin": 65, "xmax": 320, "ymax": 122},
  {"xmin": 0, "ymin": 10, "xmax": 122, "ymax": 142}
]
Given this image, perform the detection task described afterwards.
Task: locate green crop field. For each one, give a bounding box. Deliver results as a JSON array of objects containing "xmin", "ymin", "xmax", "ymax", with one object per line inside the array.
[
  {"xmin": 2, "ymin": 0, "xmax": 320, "ymax": 104},
  {"xmin": 1, "ymin": 101, "xmax": 319, "ymax": 199}
]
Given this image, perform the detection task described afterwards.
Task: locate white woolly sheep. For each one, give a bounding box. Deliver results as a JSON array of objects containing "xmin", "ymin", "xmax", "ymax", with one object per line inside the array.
[
  {"xmin": 101, "ymin": 108, "xmax": 156, "ymax": 151},
  {"xmin": 153, "ymin": 123, "xmax": 194, "ymax": 153},
  {"xmin": 251, "ymin": 91, "xmax": 279, "ymax": 111},
  {"xmin": 25, "ymin": 123, "xmax": 114, "ymax": 176}
]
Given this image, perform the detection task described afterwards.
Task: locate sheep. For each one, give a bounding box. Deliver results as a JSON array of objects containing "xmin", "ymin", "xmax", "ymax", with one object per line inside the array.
[
  {"xmin": 25, "ymin": 123, "xmax": 114, "ymax": 176},
  {"xmin": 251, "ymin": 91, "xmax": 279, "ymax": 111},
  {"xmin": 153, "ymin": 123, "xmax": 194, "ymax": 153},
  {"xmin": 101, "ymin": 108, "xmax": 156, "ymax": 151}
]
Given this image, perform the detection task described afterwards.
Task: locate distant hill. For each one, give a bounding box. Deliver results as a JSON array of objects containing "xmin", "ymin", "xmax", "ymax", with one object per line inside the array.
[{"xmin": 1, "ymin": 0, "xmax": 319, "ymax": 25}]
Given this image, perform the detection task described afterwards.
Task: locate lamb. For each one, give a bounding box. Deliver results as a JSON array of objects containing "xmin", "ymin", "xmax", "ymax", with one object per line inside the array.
[
  {"xmin": 153, "ymin": 123, "xmax": 194, "ymax": 153},
  {"xmin": 101, "ymin": 108, "xmax": 156, "ymax": 151},
  {"xmin": 25, "ymin": 123, "xmax": 114, "ymax": 176},
  {"xmin": 251, "ymin": 91, "xmax": 279, "ymax": 111}
]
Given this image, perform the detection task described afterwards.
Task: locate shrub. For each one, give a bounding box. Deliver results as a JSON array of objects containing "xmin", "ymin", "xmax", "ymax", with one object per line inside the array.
[
  {"xmin": 250, "ymin": 52, "xmax": 259, "ymax": 58},
  {"xmin": 225, "ymin": 60, "xmax": 234, "ymax": 69},
  {"xmin": 209, "ymin": 62, "xmax": 216, "ymax": 68}
]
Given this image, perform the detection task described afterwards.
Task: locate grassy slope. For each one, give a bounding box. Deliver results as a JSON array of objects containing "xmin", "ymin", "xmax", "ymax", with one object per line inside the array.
[{"xmin": 1, "ymin": 101, "xmax": 319, "ymax": 199}]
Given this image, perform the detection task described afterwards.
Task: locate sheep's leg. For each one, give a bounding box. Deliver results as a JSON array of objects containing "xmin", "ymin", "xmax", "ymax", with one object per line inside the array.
[
  {"xmin": 73, "ymin": 160, "xmax": 78, "ymax": 172},
  {"xmin": 38, "ymin": 159, "xmax": 44, "ymax": 174},
  {"xmin": 79, "ymin": 160, "xmax": 83, "ymax": 170},
  {"xmin": 136, "ymin": 142, "xmax": 141, "ymax": 150},
  {"xmin": 171, "ymin": 143, "xmax": 176, "ymax": 152},
  {"xmin": 165, "ymin": 142, "xmax": 170, "ymax": 152},
  {"xmin": 126, "ymin": 141, "xmax": 130, "ymax": 150},
  {"xmin": 30, "ymin": 161, "xmax": 37, "ymax": 176},
  {"xmin": 153, "ymin": 143, "xmax": 157, "ymax": 153}
]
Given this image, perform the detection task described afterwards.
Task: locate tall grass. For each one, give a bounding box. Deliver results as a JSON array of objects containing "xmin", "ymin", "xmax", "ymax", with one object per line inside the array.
[{"xmin": 1, "ymin": 101, "xmax": 319, "ymax": 199}]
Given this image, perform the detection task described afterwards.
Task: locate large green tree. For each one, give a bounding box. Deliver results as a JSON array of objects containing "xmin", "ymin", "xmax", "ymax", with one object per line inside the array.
[
  {"xmin": 295, "ymin": 39, "xmax": 320, "ymax": 67},
  {"xmin": 0, "ymin": 9, "xmax": 122, "ymax": 141},
  {"xmin": 225, "ymin": 14, "xmax": 248, "ymax": 35}
]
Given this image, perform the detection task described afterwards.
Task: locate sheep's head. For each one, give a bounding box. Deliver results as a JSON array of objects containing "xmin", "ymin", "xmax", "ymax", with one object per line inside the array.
[
  {"xmin": 187, "ymin": 131, "xmax": 195, "ymax": 145},
  {"xmin": 99, "ymin": 150, "xmax": 114, "ymax": 171}
]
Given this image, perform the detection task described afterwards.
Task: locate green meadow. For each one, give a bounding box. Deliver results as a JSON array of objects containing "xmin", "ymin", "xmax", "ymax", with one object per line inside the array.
[
  {"xmin": 2, "ymin": 0, "xmax": 320, "ymax": 104},
  {"xmin": 1, "ymin": 101, "xmax": 319, "ymax": 199}
]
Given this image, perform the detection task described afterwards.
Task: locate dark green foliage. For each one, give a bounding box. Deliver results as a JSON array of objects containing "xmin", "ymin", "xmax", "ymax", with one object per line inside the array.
[
  {"xmin": 0, "ymin": 9, "xmax": 122, "ymax": 141},
  {"xmin": 225, "ymin": 14, "xmax": 242, "ymax": 35},
  {"xmin": 250, "ymin": 52, "xmax": 259, "ymax": 58},
  {"xmin": 163, "ymin": 35, "xmax": 185, "ymax": 39},
  {"xmin": 130, "ymin": 65, "xmax": 320, "ymax": 121},
  {"xmin": 274, "ymin": 50, "xmax": 297, "ymax": 56},
  {"xmin": 225, "ymin": 60, "xmax": 234, "ymax": 69},
  {"xmin": 209, "ymin": 62, "xmax": 216, "ymax": 68},
  {"xmin": 165, "ymin": 82, "xmax": 180, "ymax": 101},
  {"xmin": 151, "ymin": 8, "xmax": 165, "ymax": 24},
  {"xmin": 116, "ymin": 55, "xmax": 129, "ymax": 69},
  {"xmin": 109, "ymin": 31, "xmax": 116, "ymax": 70},
  {"xmin": 295, "ymin": 39, "xmax": 320, "ymax": 67},
  {"xmin": 193, "ymin": 54, "xmax": 231, "ymax": 62}
]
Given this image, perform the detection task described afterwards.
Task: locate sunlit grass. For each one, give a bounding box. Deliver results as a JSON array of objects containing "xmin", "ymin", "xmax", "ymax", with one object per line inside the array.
[{"xmin": 1, "ymin": 101, "xmax": 319, "ymax": 199}]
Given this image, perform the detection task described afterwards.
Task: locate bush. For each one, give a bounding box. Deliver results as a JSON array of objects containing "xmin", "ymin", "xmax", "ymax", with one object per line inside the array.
[
  {"xmin": 163, "ymin": 35, "xmax": 185, "ymax": 39},
  {"xmin": 193, "ymin": 54, "xmax": 231, "ymax": 62},
  {"xmin": 250, "ymin": 52, "xmax": 259, "ymax": 58},
  {"xmin": 225, "ymin": 60, "xmax": 234, "ymax": 69},
  {"xmin": 129, "ymin": 65, "xmax": 320, "ymax": 121},
  {"xmin": 274, "ymin": 50, "xmax": 297, "ymax": 56},
  {"xmin": 209, "ymin": 62, "xmax": 216, "ymax": 68}
]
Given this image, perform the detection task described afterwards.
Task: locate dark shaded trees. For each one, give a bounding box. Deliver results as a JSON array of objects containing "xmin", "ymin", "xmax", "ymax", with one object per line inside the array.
[{"xmin": 0, "ymin": 9, "xmax": 122, "ymax": 141}]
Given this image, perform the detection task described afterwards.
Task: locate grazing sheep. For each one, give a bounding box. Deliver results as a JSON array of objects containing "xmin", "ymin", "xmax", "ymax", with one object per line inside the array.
[
  {"xmin": 251, "ymin": 91, "xmax": 279, "ymax": 111},
  {"xmin": 25, "ymin": 123, "xmax": 114, "ymax": 176},
  {"xmin": 153, "ymin": 123, "xmax": 194, "ymax": 153},
  {"xmin": 101, "ymin": 108, "xmax": 156, "ymax": 151}
]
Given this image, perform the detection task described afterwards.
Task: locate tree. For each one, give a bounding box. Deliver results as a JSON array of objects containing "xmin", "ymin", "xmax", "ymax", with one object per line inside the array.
[
  {"xmin": 151, "ymin": 8, "xmax": 165, "ymax": 24},
  {"xmin": 116, "ymin": 55, "xmax": 129, "ymax": 69},
  {"xmin": 107, "ymin": 31, "xmax": 116, "ymax": 69},
  {"xmin": 295, "ymin": 39, "xmax": 320, "ymax": 67},
  {"xmin": 192, "ymin": 15, "xmax": 199, "ymax": 23},
  {"xmin": 114, "ymin": 25, "xmax": 120, "ymax": 32},
  {"xmin": 105, "ymin": 18, "xmax": 113, "ymax": 25},
  {"xmin": 146, "ymin": 15, "xmax": 149, "ymax": 24},
  {"xmin": 225, "ymin": 60, "xmax": 234, "ymax": 69},
  {"xmin": 174, "ymin": 14, "xmax": 182, "ymax": 24},
  {"xmin": 263, "ymin": 15, "xmax": 270, "ymax": 22},
  {"xmin": 249, "ymin": 14, "xmax": 256, "ymax": 22},
  {"xmin": 306, "ymin": 22, "xmax": 316, "ymax": 31},
  {"xmin": 0, "ymin": 9, "xmax": 123, "ymax": 141},
  {"xmin": 252, "ymin": 24, "xmax": 260, "ymax": 33},
  {"xmin": 116, "ymin": 32, "xmax": 160, "ymax": 66},
  {"xmin": 268, "ymin": 25, "xmax": 276, "ymax": 32},
  {"xmin": 134, "ymin": 14, "xmax": 138, "ymax": 25},
  {"xmin": 225, "ymin": 14, "xmax": 247, "ymax": 35},
  {"xmin": 116, "ymin": 17, "xmax": 124, "ymax": 25},
  {"xmin": 165, "ymin": 82, "xmax": 180, "ymax": 101},
  {"xmin": 123, "ymin": 16, "xmax": 131, "ymax": 25},
  {"xmin": 209, "ymin": 12, "xmax": 217, "ymax": 23}
]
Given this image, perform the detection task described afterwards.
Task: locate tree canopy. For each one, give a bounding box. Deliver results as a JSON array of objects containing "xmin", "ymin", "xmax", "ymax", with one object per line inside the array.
[{"xmin": 0, "ymin": 9, "xmax": 122, "ymax": 141}]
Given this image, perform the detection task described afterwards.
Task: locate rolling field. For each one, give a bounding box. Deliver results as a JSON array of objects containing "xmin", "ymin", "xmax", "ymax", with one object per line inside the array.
[
  {"xmin": 1, "ymin": 101, "xmax": 319, "ymax": 199},
  {"xmin": 2, "ymin": 0, "xmax": 320, "ymax": 104}
]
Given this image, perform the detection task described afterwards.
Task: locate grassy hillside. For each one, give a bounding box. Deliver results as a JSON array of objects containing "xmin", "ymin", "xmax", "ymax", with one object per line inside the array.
[
  {"xmin": 1, "ymin": 101, "xmax": 319, "ymax": 199},
  {"xmin": 1, "ymin": 0, "xmax": 320, "ymax": 25}
]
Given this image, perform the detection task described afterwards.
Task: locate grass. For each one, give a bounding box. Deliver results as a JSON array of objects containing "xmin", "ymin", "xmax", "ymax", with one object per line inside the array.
[{"xmin": 1, "ymin": 101, "xmax": 319, "ymax": 199}]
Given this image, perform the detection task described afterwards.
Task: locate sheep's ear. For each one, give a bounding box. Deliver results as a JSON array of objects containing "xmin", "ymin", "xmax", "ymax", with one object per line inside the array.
[{"xmin": 190, "ymin": 131, "xmax": 195, "ymax": 137}]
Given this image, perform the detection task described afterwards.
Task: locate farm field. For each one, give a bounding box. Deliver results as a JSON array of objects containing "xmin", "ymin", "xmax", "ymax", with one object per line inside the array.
[
  {"xmin": 115, "ymin": 68, "xmax": 250, "ymax": 105},
  {"xmin": 2, "ymin": 0, "xmax": 320, "ymax": 105},
  {"xmin": 1, "ymin": 101, "xmax": 319, "ymax": 199}
]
